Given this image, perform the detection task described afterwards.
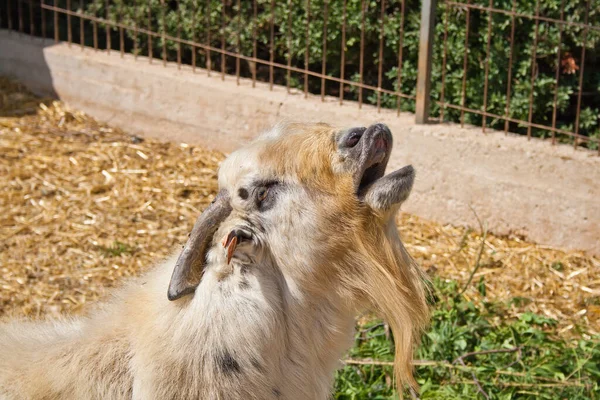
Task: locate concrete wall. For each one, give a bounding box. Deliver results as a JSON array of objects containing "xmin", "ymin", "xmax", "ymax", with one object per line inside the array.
[{"xmin": 2, "ymin": 30, "xmax": 599, "ymax": 254}]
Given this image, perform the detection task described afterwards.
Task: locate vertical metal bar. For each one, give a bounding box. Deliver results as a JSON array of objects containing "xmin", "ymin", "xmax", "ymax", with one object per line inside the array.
[
  {"xmin": 526, "ymin": 0, "xmax": 540, "ymax": 140},
  {"xmin": 8, "ymin": 0, "xmax": 13, "ymax": 33},
  {"xmin": 206, "ymin": 0, "xmax": 211, "ymax": 75},
  {"xmin": 321, "ymin": 0, "xmax": 328, "ymax": 101},
  {"xmin": 269, "ymin": 0, "xmax": 275, "ymax": 90},
  {"xmin": 93, "ymin": 0, "xmax": 99, "ymax": 50},
  {"xmin": 191, "ymin": 0, "xmax": 196, "ymax": 71},
  {"xmin": 42, "ymin": 0, "xmax": 46, "ymax": 39},
  {"xmin": 439, "ymin": 1, "xmax": 450, "ymax": 122},
  {"xmin": 134, "ymin": 0, "xmax": 139, "ymax": 59},
  {"xmin": 396, "ymin": 0, "xmax": 405, "ymax": 116},
  {"xmin": 105, "ymin": 0, "xmax": 111, "ymax": 53},
  {"xmin": 119, "ymin": 0, "xmax": 124, "ymax": 57},
  {"xmin": 358, "ymin": 0, "xmax": 365, "ymax": 108},
  {"xmin": 148, "ymin": 0, "xmax": 153, "ymax": 63},
  {"xmin": 460, "ymin": 0, "xmax": 470, "ymax": 126},
  {"xmin": 252, "ymin": 0, "xmax": 257, "ymax": 87},
  {"xmin": 504, "ymin": 0, "xmax": 516, "ymax": 134},
  {"xmin": 415, "ymin": 0, "xmax": 437, "ymax": 124},
  {"xmin": 53, "ymin": 0, "xmax": 58, "ymax": 42},
  {"xmin": 235, "ymin": 0, "xmax": 241, "ymax": 84},
  {"xmin": 18, "ymin": 0, "xmax": 23, "ymax": 33},
  {"xmin": 177, "ymin": 0, "xmax": 181, "ymax": 68},
  {"xmin": 551, "ymin": 0, "xmax": 565, "ymax": 145},
  {"xmin": 574, "ymin": 0, "xmax": 590, "ymax": 149},
  {"xmin": 80, "ymin": 0, "xmax": 85, "ymax": 50},
  {"xmin": 339, "ymin": 0, "xmax": 347, "ymax": 105},
  {"xmin": 376, "ymin": 0, "xmax": 385, "ymax": 112},
  {"xmin": 67, "ymin": 0, "xmax": 72, "ymax": 45},
  {"xmin": 287, "ymin": 0, "xmax": 292, "ymax": 93},
  {"xmin": 304, "ymin": 0, "xmax": 311, "ymax": 98},
  {"xmin": 481, "ymin": 0, "xmax": 493, "ymax": 132},
  {"xmin": 29, "ymin": 0, "xmax": 34, "ymax": 37},
  {"xmin": 221, "ymin": 0, "xmax": 225, "ymax": 81},
  {"xmin": 161, "ymin": 0, "xmax": 166, "ymax": 66}
]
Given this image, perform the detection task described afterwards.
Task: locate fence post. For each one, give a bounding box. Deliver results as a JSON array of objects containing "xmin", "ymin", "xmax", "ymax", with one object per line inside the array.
[{"xmin": 415, "ymin": 0, "xmax": 437, "ymax": 124}]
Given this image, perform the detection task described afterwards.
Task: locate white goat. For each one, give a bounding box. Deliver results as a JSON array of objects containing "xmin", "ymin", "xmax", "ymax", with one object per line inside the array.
[{"xmin": 0, "ymin": 122, "xmax": 429, "ymax": 399}]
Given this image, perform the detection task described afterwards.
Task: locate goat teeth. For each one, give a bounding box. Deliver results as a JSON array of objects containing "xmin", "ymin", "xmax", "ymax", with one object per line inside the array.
[{"xmin": 226, "ymin": 236, "xmax": 238, "ymax": 265}]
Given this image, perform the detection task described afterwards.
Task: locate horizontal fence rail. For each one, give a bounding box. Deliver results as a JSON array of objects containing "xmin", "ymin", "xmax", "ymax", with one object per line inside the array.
[{"xmin": 1, "ymin": 0, "xmax": 599, "ymax": 154}]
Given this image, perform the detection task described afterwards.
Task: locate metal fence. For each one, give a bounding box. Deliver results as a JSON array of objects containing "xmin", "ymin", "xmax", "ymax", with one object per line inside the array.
[{"xmin": 2, "ymin": 0, "xmax": 599, "ymax": 153}]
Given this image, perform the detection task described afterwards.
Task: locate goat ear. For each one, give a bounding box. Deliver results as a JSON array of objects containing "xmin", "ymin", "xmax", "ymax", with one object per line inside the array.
[
  {"xmin": 168, "ymin": 190, "xmax": 232, "ymax": 301},
  {"xmin": 364, "ymin": 165, "xmax": 415, "ymax": 211}
]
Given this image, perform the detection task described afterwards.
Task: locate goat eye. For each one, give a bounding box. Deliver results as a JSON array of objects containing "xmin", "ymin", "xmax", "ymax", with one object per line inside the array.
[{"xmin": 257, "ymin": 187, "xmax": 269, "ymax": 202}]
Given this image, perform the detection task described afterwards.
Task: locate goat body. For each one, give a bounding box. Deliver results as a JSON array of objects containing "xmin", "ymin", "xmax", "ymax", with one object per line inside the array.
[{"xmin": 0, "ymin": 123, "xmax": 429, "ymax": 399}]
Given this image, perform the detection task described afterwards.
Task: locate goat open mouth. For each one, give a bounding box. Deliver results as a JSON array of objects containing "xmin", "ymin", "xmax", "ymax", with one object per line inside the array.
[
  {"xmin": 221, "ymin": 229, "xmax": 253, "ymax": 264},
  {"xmin": 357, "ymin": 134, "xmax": 390, "ymax": 194}
]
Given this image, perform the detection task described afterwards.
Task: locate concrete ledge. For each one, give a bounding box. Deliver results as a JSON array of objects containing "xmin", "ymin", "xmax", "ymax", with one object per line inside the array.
[{"xmin": 2, "ymin": 30, "xmax": 599, "ymax": 254}]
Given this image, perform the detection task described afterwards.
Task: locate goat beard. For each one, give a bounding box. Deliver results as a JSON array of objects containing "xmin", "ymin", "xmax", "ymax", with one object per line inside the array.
[{"xmin": 340, "ymin": 218, "xmax": 430, "ymax": 393}]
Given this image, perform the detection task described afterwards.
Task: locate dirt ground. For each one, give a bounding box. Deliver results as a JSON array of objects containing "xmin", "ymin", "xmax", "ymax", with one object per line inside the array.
[{"xmin": 1, "ymin": 77, "xmax": 599, "ymax": 337}]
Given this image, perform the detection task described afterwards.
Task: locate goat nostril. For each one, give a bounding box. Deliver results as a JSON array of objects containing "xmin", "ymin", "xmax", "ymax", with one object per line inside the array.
[
  {"xmin": 345, "ymin": 134, "xmax": 361, "ymax": 148},
  {"xmin": 342, "ymin": 127, "xmax": 366, "ymax": 148}
]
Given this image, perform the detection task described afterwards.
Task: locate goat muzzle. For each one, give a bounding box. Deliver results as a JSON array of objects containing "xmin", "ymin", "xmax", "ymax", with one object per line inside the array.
[{"xmin": 167, "ymin": 189, "xmax": 232, "ymax": 301}]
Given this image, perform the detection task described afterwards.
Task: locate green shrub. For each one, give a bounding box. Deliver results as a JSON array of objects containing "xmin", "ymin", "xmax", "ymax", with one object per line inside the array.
[
  {"xmin": 336, "ymin": 278, "xmax": 600, "ymax": 399},
  {"xmin": 7, "ymin": 0, "xmax": 599, "ymax": 147}
]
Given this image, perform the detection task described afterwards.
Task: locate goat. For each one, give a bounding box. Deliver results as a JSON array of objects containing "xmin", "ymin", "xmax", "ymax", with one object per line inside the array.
[{"xmin": 0, "ymin": 122, "xmax": 429, "ymax": 399}]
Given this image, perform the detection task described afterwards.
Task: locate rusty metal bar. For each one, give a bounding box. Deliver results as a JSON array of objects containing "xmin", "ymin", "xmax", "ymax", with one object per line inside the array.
[
  {"xmin": 459, "ymin": 0, "xmax": 470, "ymax": 126},
  {"xmin": 551, "ymin": 0, "xmax": 565, "ymax": 145},
  {"xmin": 321, "ymin": 0, "xmax": 328, "ymax": 101},
  {"xmin": 105, "ymin": 0, "xmax": 110, "ymax": 53},
  {"xmin": 53, "ymin": 0, "xmax": 58, "ymax": 41},
  {"xmin": 93, "ymin": 0, "xmax": 98, "ymax": 50},
  {"xmin": 448, "ymin": 1, "xmax": 600, "ymax": 33},
  {"xmin": 134, "ymin": 0, "xmax": 139, "ymax": 59},
  {"xmin": 252, "ymin": 0, "xmax": 257, "ymax": 87},
  {"xmin": 376, "ymin": 0, "xmax": 385, "ymax": 112},
  {"xmin": 481, "ymin": 0, "xmax": 493, "ymax": 133},
  {"xmin": 42, "ymin": 0, "xmax": 46, "ymax": 39},
  {"xmin": 235, "ymin": 0, "xmax": 240, "ymax": 84},
  {"xmin": 415, "ymin": 0, "xmax": 437, "ymax": 124},
  {"xmin": 177, "ymin": 0, "xmax": 181, "ymax": 68},
  {"xmin": 29, "ymin": 0, "xmax": 34, "ymax": 37},
  {"xmin": 503, "ymin": 0, "xmax": 516, "ymax": 134},
  {"xmin": 119, "ymin": 0, "xmax": 124, "ymax": 57},
  {"xmin": 7, "ymin": 0, "xmax": 13, "ymax": 33},
  {"xmin": 18, "ymin": 0, "xmax": 23, "ymax": 33},
  {"xmin": 439, "ymin": 1, "xmax": 449, "ymax": 122},
  {"xmin": 304, "ymin": 0, "xmax": 311, "ymax": 98},
  {"xmin": 287, "ymin": 0, "xmax": 292, "ymax": 93},
  {"xmin": 358, "ymin": 0, "xmax": 365, "ymax": 108},
  {"xmin": 574, "ymin": 0, "xmax": 590, "ymax": 149},
  {"xmin": 191, "ymin": 0, "xmax": 195, "ymax": 71},
  {"xmin": 161, "ymin": 0, "xmax": 166, "ymax": 66},
  {"xmin": 80, "ymin": 0, "xmax": 84, "ymax": 49},
  {"xmin": 67, "ymin": 0, "xmax": 71, "ymax": 45},
  {"xmin": 269, "ymin": 0, "xmax": 275, "ymax": 90},
  {"xmin": 339, "ymin": 0, "xmax": 346, "ymax": 105},
  {"xmin": 221, "ymin": 0, "xmax": 225, "ymax": 80},
  {"xmin": 396, "ymin": 0, "xmax": 405, "ymax": 116},
  {"xmin": 206, "ymin": 0, "xmax": 211, "ymax": 75},
  {"xmin": 526, "ymin": 0, "xmax": 540, "ymax": 140},
  {"xmin": 148, "ymin": 0, "xmax": 152, "ymax": 63}
]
